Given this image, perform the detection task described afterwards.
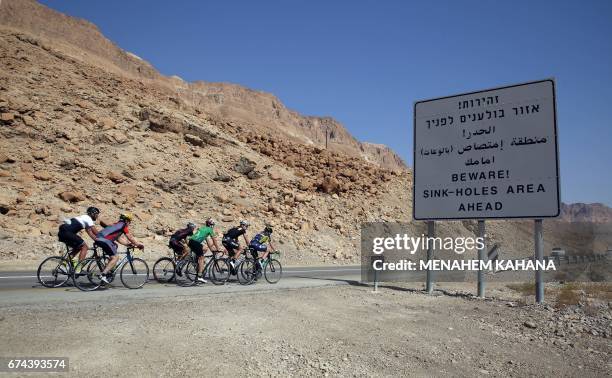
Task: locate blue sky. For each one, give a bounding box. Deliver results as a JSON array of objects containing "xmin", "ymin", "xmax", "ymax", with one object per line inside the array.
[{"xmin": 41, "ymin": 0, "xmax": 612, "ymax": 206}]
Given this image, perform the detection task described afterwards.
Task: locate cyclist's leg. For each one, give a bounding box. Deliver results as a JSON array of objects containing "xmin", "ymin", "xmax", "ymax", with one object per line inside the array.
[
  {"xmin": 233, "ymin": 241, "xmax": 243, "ymax": 260},
  {"xmin": 77, "ymin": 242, "xmax": 88, "ymax": 261},
  {"xmin": 98, "ymin": 240, "xmax": 119, "ymax": 274},
  {"xmin": 59, "ymin": 228, "xmax": 85, "ymax": 261},
  {"xmin": 170, "ymin": 239, "xmax": 188, "ymax": 260},
  {"xmin": 250, "ymin": 244, "xmax": 266, "ymax": 274},
  {"xmin": 188, "ymin": 239, "xmax": 205, "ymax": 275},
  {"xmin": 179, "ymin": 242, "xmax": 189, "ymax": 260}
]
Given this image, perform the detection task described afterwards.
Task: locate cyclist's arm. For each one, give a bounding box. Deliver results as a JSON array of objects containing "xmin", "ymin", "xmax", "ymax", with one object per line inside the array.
[
  {"xmin": 117, "ymin": 235, "xmax": 130, "ymax": 245},
  {"xmin": 85, "ymin": 227, "xmax": 97, "ymax": 240},
  {"xmin": 204, "ymin": 237, "xmax": 214, "ymax": 252},
  {"xmin": 212, "ymin": 236, "xmax": 221, "ymax": 252},
  {"xmin": 123, "ymin": 233, "xmax": 144, "ymax": 249},
  {"xmin": 242, "ymin": 233, "xmax": 249, "ymax": 246},
  {"xmin": 269, "ymin": 240, "xmax": 277, "ymax": 252}
]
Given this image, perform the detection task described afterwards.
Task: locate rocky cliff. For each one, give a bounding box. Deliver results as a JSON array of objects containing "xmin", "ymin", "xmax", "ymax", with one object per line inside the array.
[{"xmin": 0, "ymin": 0, "xmax": 406, "ymax": 171}]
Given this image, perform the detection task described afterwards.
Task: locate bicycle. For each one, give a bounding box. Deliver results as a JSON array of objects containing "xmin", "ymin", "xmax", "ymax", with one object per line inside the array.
[
  {"xmin": 72, "ymin": 244, "xmax": 149, "ymax": 291},
  {"xmin": 152, "ymin": 248, "xmax": 190, "ymax": 284},
  {"xmin": 239, "ymin": 248, "xmax": 282, "ymax": 285},
  {"xmin": 176, "ymin": 249, "xmax": 230, "ymax": 286},
  {"xmin": 37, "ymin": 244, "xmax": 80, "ymax": 288}
]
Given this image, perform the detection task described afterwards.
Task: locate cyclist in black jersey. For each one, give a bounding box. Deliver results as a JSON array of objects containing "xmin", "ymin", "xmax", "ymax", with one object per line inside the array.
[
  {"xmin": 57, "ymin": 206, "xmax": 101, "ymax": 263},
  {"xmin": 169, "ymin": 222, "xmax": 196, "ymax": 259},
  {"xmin": 222, "ymin": 220, "xmax": 250, "ymax": 269}
]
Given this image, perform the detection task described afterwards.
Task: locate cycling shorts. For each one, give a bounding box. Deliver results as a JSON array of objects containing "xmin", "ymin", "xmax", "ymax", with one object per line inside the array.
[
  {"xmin": 58, "ymin": 224, "xmax": 85, "ymax": 249},
  {"xmin": 169, "ymin": 238, "xmax": 185, "ymax": 255},
  {"xmin": 95, "ymin": 238, "xmax": 118, "ymax": 256},
  {"xmin": 188, "ymin": 239, "xmax": 204, "ymax": 257},
  {"xmin": 222, "ymin": 237, "xmax": 240, "ymax": 256}
]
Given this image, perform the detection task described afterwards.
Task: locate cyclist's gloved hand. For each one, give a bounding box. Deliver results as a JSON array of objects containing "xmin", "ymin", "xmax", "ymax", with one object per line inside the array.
[{"xmin": 137, "ymin": 243, "xmax": 145, "ymax": 250}]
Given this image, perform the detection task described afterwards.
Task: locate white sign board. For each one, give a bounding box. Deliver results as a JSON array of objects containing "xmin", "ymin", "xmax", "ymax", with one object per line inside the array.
[{"xmin": 413, "ymin": 80, "xmax": 559, "ymax": 220}]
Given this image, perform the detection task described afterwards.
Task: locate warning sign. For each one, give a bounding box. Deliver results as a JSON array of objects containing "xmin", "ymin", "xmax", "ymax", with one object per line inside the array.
[{"xmin": 413, "ymin": 80, "xmax": 560, "ymax": 220}]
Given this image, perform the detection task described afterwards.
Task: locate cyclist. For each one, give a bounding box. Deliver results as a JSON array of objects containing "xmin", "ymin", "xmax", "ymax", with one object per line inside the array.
[
  {"xmin": 222, "ymin": 220, "xmax": 250, "ymax": 270},
  {"xmin": 96, "ymin": 213, "xmax": 144, "ymax": 284},
  {"xmin": 248, "ymin": 225, "xmax": 276, "ymax": 278},
  {"xmin": 188, "ymin": 218, "xmax": 221, "ymax": 284},
  {"xmin": 169, "ymin": 222, "xmax": 197, "ymax": 259},
  {"xmin": 58, "ymin": 206, "xmax": 101, "ymax": 265}
]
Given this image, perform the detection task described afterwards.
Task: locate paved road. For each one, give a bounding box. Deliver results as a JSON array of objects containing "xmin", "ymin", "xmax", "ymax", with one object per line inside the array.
[{"xmin": 0, "ymin": 265, "xmax": 364, "ymax": 306}]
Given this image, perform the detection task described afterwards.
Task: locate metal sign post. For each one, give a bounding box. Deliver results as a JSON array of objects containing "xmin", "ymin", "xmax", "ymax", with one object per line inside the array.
[
  {"xmin": 426, "ymin": 221, "xmax": 435, "ymax": 294},
  {"xmin": 374, "ymin": 268, "xmax": 379, "ymax": 292},
  {"xmin": 371, "ymin": 255, "xmax": 383, "ymax": 293},
  {"xmin": 477, "ymin": 220, "xmax": 486, "ymax": 297},
  {"xmin": 534, "ymin": 219, "xmax": 544, "ymax": 303}
]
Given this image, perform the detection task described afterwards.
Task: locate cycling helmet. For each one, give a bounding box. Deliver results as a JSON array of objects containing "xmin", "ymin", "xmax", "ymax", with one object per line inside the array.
[
  {"xmin": 239, "ymin": 220, "xmax": 250, "ymax": 228},
  {"xmin": 264, "ymin": 225, "xmax": 273, "ymax": 235},
  {"xmin": 187, "ymin": 222, "xmax": 196, "ymax": 230},
  {"xmin": 119, "ymin": 213, "xmax": 133, "ymax": 222},
  {"xmin": 205, "ymin": 218, "xmax": 216, "ymax": 227},
  {"xmin": 86, "ymin": 206, "xmax": 100, "ymax": 217}
]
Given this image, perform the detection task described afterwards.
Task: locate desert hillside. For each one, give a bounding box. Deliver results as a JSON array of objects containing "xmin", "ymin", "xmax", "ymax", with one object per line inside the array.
[
  {"xmin": 560, "ymin": 202, "xmax": 612, "ymax": 224},
  {"xmin": 0, "ymin": 0, "xmax": 607, "ymax": 267},
  {"xmin": 0, "ymin": 0, "xmax": 406, "ymax": 171}
]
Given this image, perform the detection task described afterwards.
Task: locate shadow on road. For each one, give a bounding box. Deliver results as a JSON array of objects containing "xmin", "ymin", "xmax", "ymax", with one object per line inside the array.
[{"xmin": 292, "ymin": 275, "xmax": 428, "ymax": 293}]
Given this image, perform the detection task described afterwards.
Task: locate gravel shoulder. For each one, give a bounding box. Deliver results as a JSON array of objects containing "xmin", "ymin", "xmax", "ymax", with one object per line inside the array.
[{"xmin": 1, "ymin": 284, "xmax": 610, "ymax": 377}]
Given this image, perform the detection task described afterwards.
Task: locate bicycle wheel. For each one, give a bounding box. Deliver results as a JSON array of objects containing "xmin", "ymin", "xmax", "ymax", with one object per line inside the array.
[
  {"xmin": 211, "ymin": 259, "xmax": 230, "ymax": 285},
  {"xmin": 238, "ymin": 258, "xmax": 256, "ymax": 285},
  {"xmin": 264, "ymin": 259, "xmax": 282, "ymax": 284},
  {"xmin": 73, "ymin": 258, "xmax": 103, "ymax": 291},
  {"xmin": 176, "ymin": 260, "xmax": 198, "ymax": 287},
  {"xmin": 153, "ymin": 257, "xmax": 176, "ymax": 283},
  {"xmin": 37, "ymin": 256, "xmax": 72, "ymax": 288},
  {"xmin": 120, "ymin": 258, "xmax": 149, "ymax": 289}
]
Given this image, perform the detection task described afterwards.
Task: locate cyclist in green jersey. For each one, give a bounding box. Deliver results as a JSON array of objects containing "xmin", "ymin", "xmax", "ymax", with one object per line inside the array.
[{"xmin": 188, "ymin": 218, "xmax": 221, "ymax": 284}]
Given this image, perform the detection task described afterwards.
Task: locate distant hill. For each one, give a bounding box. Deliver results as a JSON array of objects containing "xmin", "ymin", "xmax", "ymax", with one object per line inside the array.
[{"xmin": 560, "ymin": 202, "xmax": 612, "ymax": 223}]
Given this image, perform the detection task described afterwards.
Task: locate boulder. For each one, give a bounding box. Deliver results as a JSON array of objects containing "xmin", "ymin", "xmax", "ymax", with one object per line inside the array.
[
  {"xmin": 247, "ymin": 170, "xmax": 262, "ymax": 180},
  {"xmin": 108, "ymin": 171, "xmax": 126, "ymax": 183},
  {"xmin": 0, "ymin": 112, "xmax": 14, "ymax": 124},
  {"xmin": 298, "ymin": 178, "xmax": 312, "ymax": 191},
  {"xmin": 21, "ymin": 115, "xmax": 35, "ymax": 127},
  {"xmin": 319, "ymin": 176, "xmax": 340, "ymax": 194},
  {"xmin": 99, "ymin": 117, "xmax": 116, "ymax": 130},
  {"xmin": 32, "ymin": 150, "xmax": 49, "ymax": 160},
  {"xmin": 33, "ymin": 171, "xmax": 52, "ymax": 181},
  {"xmin": 117, "ymin": 185, "xmax": 138, "ymax": 197},
  {"xmin": 184, "ymin": 133, "xmax": 205, "ymax": 147},
  {"xmin": 294, "ymin": 193, "xmax": 309, "ymax": 203},
  {"xmin": 0, "ymin": 194, "xmax": 14, "ymax": 214},
  {"xmin": 269, "ymin": 170, "xmax": 282, "ymax": 180},
  {"xmin": 107, "ymin": 130, "xmax": 128, "ymax": 144},
  {"xmin": 214, "ymin": 193, "xmax": 230, "ymax": 204},
  {"xmin": 212, "ymin": 170, "xmax": 232, "ymax": 182},
  {"xmin": 58, "ymin": 191, "xmax": 85, "ymax": 203},
  {"xmin": 234, "ymin": 156, "xmax": 256, "ymax": 175},
  {"xmin": 59, "ymin": 159, "xmax": 77, "ymax": 170}
]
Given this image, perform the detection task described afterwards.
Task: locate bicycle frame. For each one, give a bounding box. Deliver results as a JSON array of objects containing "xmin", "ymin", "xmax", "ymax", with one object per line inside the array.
[{"xmin": 85, "ymin": 245, "xmax": 139, "ymax": 277}]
